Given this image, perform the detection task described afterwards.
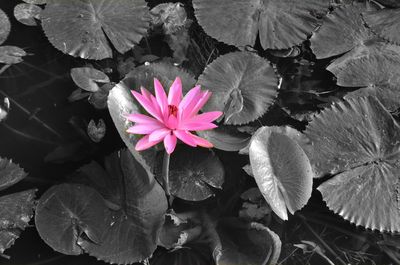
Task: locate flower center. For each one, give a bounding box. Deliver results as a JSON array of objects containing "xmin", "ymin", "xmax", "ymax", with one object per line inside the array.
[{"xmin": 168, "ymin": 105, "xmax": 178, "ymax": 117}]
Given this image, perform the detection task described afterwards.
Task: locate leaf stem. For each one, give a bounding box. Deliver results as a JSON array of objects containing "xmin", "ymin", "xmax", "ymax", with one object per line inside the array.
[{"xmin": 162, "ymin": 151, "xmax": 172, "ymax": 208}]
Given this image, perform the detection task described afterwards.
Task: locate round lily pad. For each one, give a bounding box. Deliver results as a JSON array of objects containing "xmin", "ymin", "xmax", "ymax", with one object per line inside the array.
[
  {"xmin": 35, "ymin": 184, "xmax": 111, "ymax": 255},
  {"xmin": 14, "ymin": 3, "xmax": 42, "ymax": 26},
  {"xmin": 41, "ymin": 0, "xmax": 150, "ymax": 60},
  {"xmin": 305, "ymin": 96, "xmax": 400, "ymax": 232},
  {"xmin": 193, "ymin": 0, "xmax": 330, "ymax": 49},
  {"xmin": 310, "ymin": 3, "xmax": 374, "ymax": 59},
  {"xmin": 249, "ymin": 126, "xmax": 313, "ymax": 220},
  {"xmin": 364, "ymin": 8, "xmax": 400, "ymax": 45},
  {"xmin": 156, "ymin": 147, "xmax": 225, "ymax": 201},
  {"xmin": 198, "ymin": 52, "xmax": 278, "ymax": 125},
  {"xmin": 0, "ymin": 8, "xmax": 10, "ymax": 45}
]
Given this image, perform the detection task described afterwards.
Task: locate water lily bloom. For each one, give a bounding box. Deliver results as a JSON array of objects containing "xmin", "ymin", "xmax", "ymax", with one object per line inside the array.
[{"xmin": 126, "ymin": 77, "xmax": 222, "ymax": 154}]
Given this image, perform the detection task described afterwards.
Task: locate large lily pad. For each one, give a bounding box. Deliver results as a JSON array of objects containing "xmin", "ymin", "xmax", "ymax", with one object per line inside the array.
[
  {"xmin": 364, "ymin": 8, "xmax": 400, "ymax": 45},
  {"xmin": 197, "ymin": 52, "xmax": 278, "ymax": 125},
  {"xmin": 310, "ymin": 4, "xmax": 374, "ymax": 59},
  {"xmin": 41, "ymin": 0, "xmax": 150, "ymax": 60},
  {"xmin": 36, "ymin": 150, "xmax": 168, "ymax": 264},
  {"xmin": 156, "ymin": 147, "xmax": 225, "ymax": 201},
  {"xmin": 210, "ymin": 218, "xmax": 281, "ymax": 265},
  {"xmin": 193, "ymin": 0, "xmax": 329, "ymax": 49},
  {"xmin": 305, "ymin": 96, "xmax": 400, "ymax": 232},
  {"xmin": 78, "ymin": 149, "xmax": 167, "ymax": 264},
  {"xmin": 0, "ymin": 189, "xmax": 36, "ymax": 255},
  {"xmin": 0, "ymin": 158, "xmax": 27, "ymax": 191},
  {"xmin": 249, "ymin": 126, "xmax": 313, "ymax": 220},
  {"xmin": 0, "ymin": 8, "xmax": 10, "ymax": 45},
  {"xmin": 35, "ymin": 184, "xmax": 110, "ymax": 255}
]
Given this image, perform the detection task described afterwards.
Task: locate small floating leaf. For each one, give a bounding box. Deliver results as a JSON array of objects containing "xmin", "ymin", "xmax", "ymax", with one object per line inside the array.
[
  {"xmin": 209, "ymin": 218, "xmax": 281, "ymax": 265},
  {"xmin": 14, "ymin": 3, "xmax": 42, "ymax": 26},
  {"xmin": 193, "ymin": 0, "xmax": 330, "ymax": 49},
  {"xmin": 0, "ymin": 158, "xmax": 27, "ymax": 191},
  {"xmin": 305, "ymin": 96, "xmax": 400, "ymax": 232},
  {"xmin": 41, "ymin": 0, "xmax": 150, "ymax": 60},
  {"xmin": 0, "ymin": 8, "xmax": 10, "ymax": 45},
  {"xmin": 0, "ymin": 46, "xmax": 27, "ymax": 65},
  {"xmin": 70, "ymin": 67, "xmax": 110, "ymax": 92},
  {"xmin": 87, "ymin": 119, "xmax": 106, "ymax": 143},
  {"xmin": 198, "ymin": 52, "xmax": 278, "ymax": 125},
  {"xmin": 249, "ymin": 126, "xmax": 313, "ymax": 220}
]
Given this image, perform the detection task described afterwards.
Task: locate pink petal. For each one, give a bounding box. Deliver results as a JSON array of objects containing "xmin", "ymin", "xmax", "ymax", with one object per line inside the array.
[
  {"xmin": 180, "ymin": 122, "xmax": 218, "ymax": 131},
  {"xmin": 149, "ymin": 128, "xmax": 171, "ymax": 142},
  {"xmin": 125, "ymin": 113, "xmax": 159, "ymax": 124},
  {"xmin": 140, "ymin": 87, "xmax": 152, "ymax": 101},
  {"xmin": 154, "ymin": 78, "xmax": 168, "ymax": 115},
  {"xmin": 131, "ymin": 90, "xmax": 163, "ymax": 122},
  {"xmin": 190, "ymin": 133, "xmax": 213, "ymax": 148},
  {"xmin": 164, "ymin": 133, "xmax": 177, "ymax": 154},
  {"xmin": 179, "ymin": 86, "xmax": 203, "ymax": 120},
  {"xmin": 135, "ymin": 135, "xmax": 162, "ymax": 151},
  {"xmin": 189, "ymin": 91, "xmax": 212, "ymax": 117},
  {"xmin": 166, "ymin": 115, "xmax": 178, "ymax": 129},
  {"xmin": 188, "ymin": 111, "xmax": 223, "ymax": 123},
  {"xmin": 127, "ymin": 123, "xmax": 164, "ymax": 134},
  {"xmin": 168, "ymin": 77, "xmax": 182, "ymax": 106},
  {"xmin": 173, "ymin": 130, "xmax": 197, "ymax": 147}
]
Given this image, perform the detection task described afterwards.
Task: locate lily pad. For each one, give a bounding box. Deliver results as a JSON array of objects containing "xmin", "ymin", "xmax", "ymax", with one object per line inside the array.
[
  {"xmin": 14, "ymin": 3, "xmax": 42, "ymax": 26},
  {"xmin": 345, "ymin": 84, "xmax": 400, "ymax": 112},
  {"xmin": 41, "ymin": 0, "xmax": 150, "ymax": 60},
  {"xmin": 193, "ymin": 0, "xmax": 329, "ymax": 49},
  {"xmin": 364, "ymin": 8, "xmax": 400, "ymax": 45},
  {"xmin": 249, "ymin": 126, "xmax": 313, "ymax": 220},
  {"xmin": 35, "ymin": 184, "xmax": 110, "ymax": 255},
  {"xmin": 70, "ymin": 67, "xmax": 110, "ymax": 92},
  {"xmin": 78, "ymin": 149, "xmax": 167, "ymax": 264},
  {"xmin": 305, "ymin": 96, "xmax": 400, "ymax": 232},
  {"xmin": 0, "ymin": 158, "xmax": 27, "ymax": 191},
  {"xmin": 87, "ymin": 119, "xmax": 106, "ymax": 143},
  {"xmin": 23, "ymin": 0, "xmax": 47, "ymax": 4},
  {"xmin": 327, "ymin": 42, "xmax": 400, "ymax": 87},
  {"xmin": 0, "ymin": 46, "xmax": 27, "ymax": 65},
  {"xmin": 210, "ymin": 218, "xmax": 281, "ymax": 265},
  {"xmin": 375, "ymin": 0, "xmax": 400, "ymax": 7},
  {"xmin": 0, "ymin": 189, "xmax": 36, "ymax": 255},
  {"xmin": 310, "ymin": 3, "xmax": 374, "ymax": 59},
  {"xmin": 197, "ymin": 52, "xmax": 278, "ymax": 125},
  {"xmin": 197, "ymin": 125, "xmax": 251, "ymax": 152},
  {"xmin": 0, "ymin": 8, "xmax": 10, "ymax": 45},
  {"xmin": 156, "ymin": 147, "xmax": 225, "ymax": 201}
]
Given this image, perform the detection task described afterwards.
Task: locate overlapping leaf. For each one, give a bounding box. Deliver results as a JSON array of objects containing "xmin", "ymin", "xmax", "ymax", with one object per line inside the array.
[
  {"xmin": 305, "ymin": 96, "xmax": 400, "ymax": 232},
  {"xmin": 156, "ymin": 147, "xmax": 224, "ymax": 201},
  {"xmin": 41, "ymin": 0, "xmax": 150, "ymax": 60},
  {"xmin": 193, "ymin": 0, "xmax": 330, "ymax": 49},
  {"xmin": 198, "ymin": 52, "xmax": 278, "ymax": 125},
  {"xmin": 364, "ymin": 8, "xmax": 400, "ymax": 45},
  {"xmin": 36, "ymin": 150, "xmax": 168, "ymax": 264},
  {"xmin": 210, "ymin": 218, "xmax": 281, "ymax": 265},
  {"xmin": 14, "ymin": 3, "xmax": 42, "ymax": 26},
  {"xmin": 0, "ymin": 158, "xmax": 27, "ymax": 191},
  {"xmin": 0, "ymin": 8, "xmax": 10, "ymax": 45},
  {"xmin": 197, "ymin": 125, "xmax": 251, "ymax": 152},
  {"xmin": 249, "ymin": 126, "xmax": 313, "ymax": 220}
]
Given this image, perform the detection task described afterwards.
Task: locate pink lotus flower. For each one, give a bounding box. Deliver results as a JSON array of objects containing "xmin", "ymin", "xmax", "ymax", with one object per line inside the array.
[{"xmin": 126, "ymin": 77, "xmax": 222, "ymax": 154}]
